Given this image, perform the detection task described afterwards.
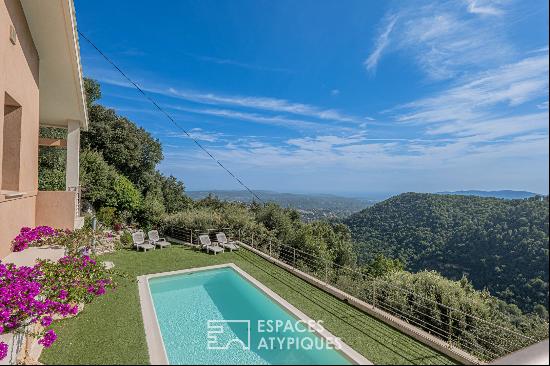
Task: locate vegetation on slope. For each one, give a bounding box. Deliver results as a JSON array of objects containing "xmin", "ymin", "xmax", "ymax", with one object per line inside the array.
[{"xmin": 345, "ymin": 193, "xmax": 549, "ymax": 315}]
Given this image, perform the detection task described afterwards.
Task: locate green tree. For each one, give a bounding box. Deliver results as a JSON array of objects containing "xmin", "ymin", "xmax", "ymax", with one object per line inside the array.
[
  {"xmin": 80, "ymin": 150, "xmax": 118, "ymax": 208},
  {"xmin": 106, "ymin": 175, "xmax": 142, "ymax": 214},
  {"xmin": 38, "ymin": 127, "xmax": 67, "ymax": 191},
  {"xmin": 161, "ymin": 175, "xmax": 192, "ymax": 213}
]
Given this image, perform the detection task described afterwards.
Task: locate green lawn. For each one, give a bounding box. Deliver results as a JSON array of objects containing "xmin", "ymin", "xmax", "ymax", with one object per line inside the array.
[{"xmin": 40, "ymin": 246, "xmax": 457, "ymax": 365}]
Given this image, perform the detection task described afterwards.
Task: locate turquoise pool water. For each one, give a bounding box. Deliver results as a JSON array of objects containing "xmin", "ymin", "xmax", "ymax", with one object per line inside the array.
[{"xmin": 148, "ymin": 267, "xmax": 352, "ymax": 365}]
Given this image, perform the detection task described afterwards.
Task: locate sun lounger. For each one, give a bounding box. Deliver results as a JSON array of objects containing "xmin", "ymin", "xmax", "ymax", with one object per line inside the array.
[
  {"xmin": 216, "ymin": 232, "xmax": 239, "ymax": 251},
  {"xmin": 199, "ymin": 234, "xmax": 224, "ymax": 255},
  {"xmin": 132, "ymin": 231, "xmax": 155, "ymax": 252},
  {"xmin": 148, "ymin": 230, "xmax": 171, "ymax": 249}
]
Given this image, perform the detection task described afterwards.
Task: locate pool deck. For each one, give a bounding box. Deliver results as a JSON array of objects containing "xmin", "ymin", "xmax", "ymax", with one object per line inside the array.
[
  {"xmin": 3, "ymin": 245, "xmax": 65, "ymax": 266},
  {"xmin": 138, "ymin": 263, "xmax": 372, "ymax": 365}
]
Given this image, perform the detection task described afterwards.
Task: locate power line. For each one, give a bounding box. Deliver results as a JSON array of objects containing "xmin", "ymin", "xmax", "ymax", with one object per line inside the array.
[{"xmin": 77, "ymin": 31, "xmax": 264, "ymax": 203}]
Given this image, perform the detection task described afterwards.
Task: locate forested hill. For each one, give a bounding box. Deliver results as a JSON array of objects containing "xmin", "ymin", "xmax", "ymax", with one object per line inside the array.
[
  {"xmin": 437, "ymin": 190, "xmax": 539, "ymax": 199},
  {"xmin": 344, "ymin": 193, "xmax": 549, "ymax": 314}
]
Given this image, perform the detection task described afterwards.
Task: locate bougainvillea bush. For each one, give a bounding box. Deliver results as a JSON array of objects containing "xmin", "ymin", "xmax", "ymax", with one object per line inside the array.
[
  {"xmin": 38, "ymin": 255, "xmax": 116, "ymax": 304},
  {"xmin": 0, "ymin": 254, "xmax": 117, "ymax": 361},
  {"xmin": 11, "ymin": 226, "xmax": 97, "ymax": 258},
  {"xmin": 11, "ymin": 226, "xmax": 64, "ymax": 252}
]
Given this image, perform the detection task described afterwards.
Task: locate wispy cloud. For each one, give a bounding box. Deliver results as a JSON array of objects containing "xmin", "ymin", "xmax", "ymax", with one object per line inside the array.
[
  {"xmin": 365, "ymin": 14, "xmax": 398, "ymax": 73},
  {"xmin": 365, "ymin": 2, "xmax": 515, "ymax": 79},
  {"xmin": 164, "ymin": 128, "xmax": 224, "ymax": 142},
  {"xmin": 465, "ymin": 0, "xmax": 505, "ymax": 16},
  {"xmin": 165, "ymin": 104, "xmax": 345, "ymax": 131},
  {"xmin": 166, "ymin": 87, "xmax": 361, "ymax": 123},
  {"xmin": 183, "ymin": 52, "xmax": 292, "ymax": 73},
  {"xmin": 394, "ymin": 54, "xmax": 549, "ymax": 127}
]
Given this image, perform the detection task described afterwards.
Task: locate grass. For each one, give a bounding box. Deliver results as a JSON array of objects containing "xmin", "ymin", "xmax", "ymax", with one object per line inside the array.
[{"xmin": 40, "ymin": 245, "xmax": 457, "ymax": 365}]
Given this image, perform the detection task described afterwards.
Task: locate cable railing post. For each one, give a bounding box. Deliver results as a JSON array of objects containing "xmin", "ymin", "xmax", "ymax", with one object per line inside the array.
[
  {"xmin": 293, "ymin": 247, "xmax": 296, "ymax": 268},
  {"xmin": 325, "ymin": 261, "xmax": 329, "ymax": 283},
  {"xmin": 190, "ymin": 228, "xmax": 193, "ymax": 245},
  {"xmin": 448, "ymin": 312, "xmax": 453, "ymax": 348},
  {"xmin": 251, "ymin": 232, "xmax": 254, "ymax": 247},
  {"xmin": 269, "ymin": 240, "xmax": 272, "ymax": 257},
  {"xmin": 372, "ymin": 282, "xmax": 377, "ymax": 308}
]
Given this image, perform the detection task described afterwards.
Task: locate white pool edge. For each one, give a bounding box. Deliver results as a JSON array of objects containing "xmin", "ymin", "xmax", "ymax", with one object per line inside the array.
[{"xmin": 138, "ymin": 263, "xmax": 372, "ymax": 365}]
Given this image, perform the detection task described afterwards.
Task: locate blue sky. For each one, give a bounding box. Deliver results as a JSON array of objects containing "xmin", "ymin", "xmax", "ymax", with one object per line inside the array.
[{"xmin": 75, "ymin": 0, "xmax": 549, "ymax": 196}]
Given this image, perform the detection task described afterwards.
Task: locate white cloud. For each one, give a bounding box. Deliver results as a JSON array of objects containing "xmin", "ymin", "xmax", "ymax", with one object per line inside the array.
[
  {"xmin": 365, "ymin": 2, "xmax": 514, "ymax": 79},
  {"xmin": 394, "ymin": 54, "xmax": 549, "ymax": 128},
  {"xmin": 426, "ymin": 113, "xmax": 549, "ymax": 141},
  {"xmin": 166, "ymin": 87, "xmax": 361, "ymax": 123},
  {"xmin": 162, "ymin": 129, "xmax": 222, "ymax": 142},
  {"xmin": 465, "ymin": 0, "xmax": 504, "ymax": 16},
  {"xmin": 183, "ymin": 52, "xmax": 292, "ymax": 73},
  {"xmin": 165, "ymin": 104, "xmax": 347, "ymax": 131},
  {"xmin": 364, "ymin": 14, "xmax": 398, "ymax": 73}
]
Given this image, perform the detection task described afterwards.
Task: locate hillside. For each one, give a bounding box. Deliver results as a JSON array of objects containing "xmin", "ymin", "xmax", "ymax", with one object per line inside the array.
[
  {"xmin": 345, "ymin": 192, "xmax": 549, "ymax": 314},
  {"xmin": 437, "ymin": 190, "xmax": 539, "ymax": 199},
  {"xmin": 188, "ymin": 190, "xmax": 374, "ymax": 220}
]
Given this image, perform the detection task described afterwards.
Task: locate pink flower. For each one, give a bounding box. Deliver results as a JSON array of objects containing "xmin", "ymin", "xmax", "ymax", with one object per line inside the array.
[
  {"xmin": 0, "ymin": 342, "xmax": 8, "ymax": 361},
  {"xmin": 38, "ymin": 329, "xmax": 57, "ymax": 348},
  {"xmin": 40, "ymin": 316, "xmax": 53, "ymax": 327}
]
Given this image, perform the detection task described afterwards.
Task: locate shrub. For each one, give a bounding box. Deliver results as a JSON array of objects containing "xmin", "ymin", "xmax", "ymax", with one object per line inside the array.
[
  {"xmin": 138, "ymin": 194, "xmax": 165, "ymax": 227},
  {"xmin": 97, "ymin": 207, "xmax": 117, "ymax": 228},
  {"xmin": 106, "ymin": 175, "xmax": 142, "ymax": 214},
  {"xmin": 119, "ymin": 231, "xmax": 133, "ymax": 249}
]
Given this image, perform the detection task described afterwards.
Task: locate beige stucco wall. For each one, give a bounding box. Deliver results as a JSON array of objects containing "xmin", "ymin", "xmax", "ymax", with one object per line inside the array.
[
  {"xmin": 0, "ymin": 0, "xmax": 40, "ymax": 257},
  {"xmin": 0, "ymin": 195, "xmax": 36, "ymax": 257},
  {"xmin": 35, "ymin": 191, "xmax": 77, "ymax": 231}
]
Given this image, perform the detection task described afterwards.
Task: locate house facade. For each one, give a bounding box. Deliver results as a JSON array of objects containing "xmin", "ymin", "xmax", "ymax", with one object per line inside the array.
[{"xmin": 0, "ymin": 0, "xmax": 87, "ymax": 258}]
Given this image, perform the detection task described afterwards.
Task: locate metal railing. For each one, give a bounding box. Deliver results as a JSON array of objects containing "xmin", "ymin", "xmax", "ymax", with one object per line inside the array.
[{"xmin": 164, "ymin": 225, "xmax": 548, "ymax": 363}]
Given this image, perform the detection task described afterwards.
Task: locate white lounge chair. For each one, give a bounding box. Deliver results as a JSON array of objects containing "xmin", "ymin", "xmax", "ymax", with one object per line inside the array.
[
  {"xmin": 132, "ymin": 231, "xmax": 155, "ymax": 252},
  {"xmin": 148, "ymin": 230, "xmax": 171, "ymax": 249},
  {"xmin": 199, "ymin": 234, "xmax": 224, "ymax": 255},
  {"xmin": 216, "ymin": 232, "xmax": 239, "ymax": 251}
]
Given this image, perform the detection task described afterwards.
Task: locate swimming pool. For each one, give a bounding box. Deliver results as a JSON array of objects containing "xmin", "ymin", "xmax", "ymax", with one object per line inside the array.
[{"xmin": 139, "ymin": 264, "xmax": 369, "ymax": 365}]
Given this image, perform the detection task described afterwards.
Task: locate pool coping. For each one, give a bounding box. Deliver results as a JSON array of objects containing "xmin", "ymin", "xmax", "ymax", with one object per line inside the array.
[{"xmin": 137, "ymin": 263, "xmax": 372, "ymax": 365}]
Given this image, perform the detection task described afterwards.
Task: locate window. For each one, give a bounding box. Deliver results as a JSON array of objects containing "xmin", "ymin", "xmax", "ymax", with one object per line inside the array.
[{"xmin": 1, "ymin": 93, "xmax": 22, "ymax": 192}]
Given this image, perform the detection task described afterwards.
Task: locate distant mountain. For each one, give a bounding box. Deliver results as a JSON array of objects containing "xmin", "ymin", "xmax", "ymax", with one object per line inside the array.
[
  {"xmin": 345, "ymin": 192, "xmax": 549, "ymax": 313},
  {"xmin": 187, "ymin": 190, "xmax": 375, "ymax": 220},
  {"xmin": 437, "ymin": 190, "xmax": 540, "ymax": 199}
]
